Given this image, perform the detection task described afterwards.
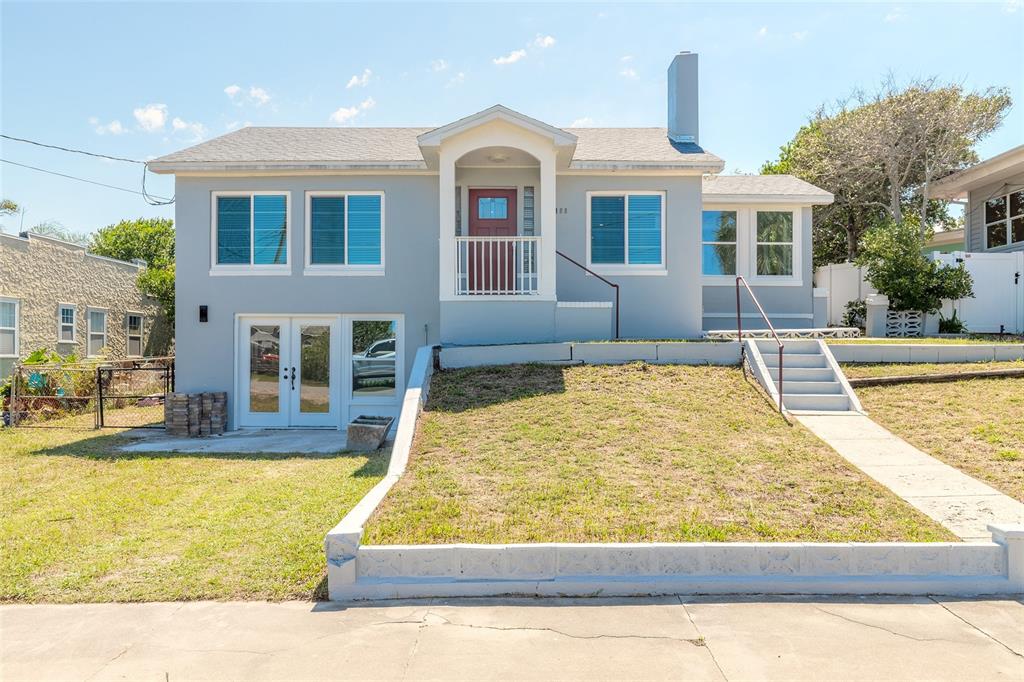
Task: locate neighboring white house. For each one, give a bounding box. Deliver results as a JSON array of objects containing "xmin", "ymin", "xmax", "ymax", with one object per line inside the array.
[{"xmin": 150, "ymin": 52, "xmax": 834, "ymax": 430}]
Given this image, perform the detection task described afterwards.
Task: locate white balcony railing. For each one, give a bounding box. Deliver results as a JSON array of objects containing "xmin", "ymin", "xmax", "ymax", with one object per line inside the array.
[{"xmin": 455, "ymin": 236, "xmax": 539, "ymax": 296}]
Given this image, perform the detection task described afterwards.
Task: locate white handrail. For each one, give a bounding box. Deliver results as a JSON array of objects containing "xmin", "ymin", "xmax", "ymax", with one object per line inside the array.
[{"xmin": 455, "ymin": 236, "xmax": 539, "ymax": 296}]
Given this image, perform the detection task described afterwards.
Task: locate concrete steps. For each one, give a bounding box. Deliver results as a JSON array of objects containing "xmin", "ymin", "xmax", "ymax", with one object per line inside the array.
[{"xmin": 748, "ymin": 339, "xmax": 861, "ymax": 413}]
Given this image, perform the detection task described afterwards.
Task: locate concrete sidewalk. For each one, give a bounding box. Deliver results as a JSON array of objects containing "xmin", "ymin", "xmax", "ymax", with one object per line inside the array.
[
  {"xmin": 1, "ymin": 597, "xmax": 1021, "ymax": 681},
  {"xmin": 798, "ymin": 413, "xmax": 1024, "ymax": 540}
]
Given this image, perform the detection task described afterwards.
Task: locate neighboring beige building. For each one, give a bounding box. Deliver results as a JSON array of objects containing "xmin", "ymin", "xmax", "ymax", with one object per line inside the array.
[{"xmin": 0, "ymin": 231, "xmax": 171, "ymax": 377}]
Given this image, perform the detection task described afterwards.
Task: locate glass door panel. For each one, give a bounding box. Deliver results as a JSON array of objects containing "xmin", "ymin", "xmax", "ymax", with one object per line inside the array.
[
  {"xmin": 239, "ymin": 317, "xmax": 290, "ymax": 427},
  {"xmin": 289, "ymin": 318, "xmax": 339, "ymax": 427}
]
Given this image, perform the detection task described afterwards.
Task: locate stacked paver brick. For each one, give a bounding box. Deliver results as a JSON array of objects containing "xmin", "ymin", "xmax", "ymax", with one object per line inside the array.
[{"xmin": 165, "ymin": 392, "xmax": 227, "ymax": 437}]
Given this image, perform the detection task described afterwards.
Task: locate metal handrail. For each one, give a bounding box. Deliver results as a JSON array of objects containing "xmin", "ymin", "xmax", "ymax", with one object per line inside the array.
[
  {"xmin": 556, "ymin": 250, "xmax": 620, "ymax": 338},
  {"xmin": 736, "ymin": 276, "xmax": 784, "ymax": 413}
]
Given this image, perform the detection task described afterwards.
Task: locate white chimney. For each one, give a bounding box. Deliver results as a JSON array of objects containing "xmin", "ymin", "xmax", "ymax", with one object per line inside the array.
[{"xmin": 667, "ymin": 52, "xmax": 699, "ymax": 145}]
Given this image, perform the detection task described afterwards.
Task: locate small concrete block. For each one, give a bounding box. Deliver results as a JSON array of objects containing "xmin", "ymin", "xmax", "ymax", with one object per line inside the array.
[
  {"xmin": 347, "ymin": 416, "xmax": 393, "ymax": 452},
  {"xmin": 852, "ymin": 545, "xmax": 905, "ymax": 575},
  {"xmin": 572, "ymin": 343, "xmax": 658, "ymax": 365},
  {"xmin": 504, "ymin": 545, "xmax": 557, "ymax": 579},
  {"xmin": 402, "ymin": 546, "xmax": 458, "ymax": 578},
  {"xmin": 458, "ymin": 546, "xmax": 508, "ymax": 579},
  {"xmin": 757, "ymin": 544, "xmax": 802, "ymax": 575},
  {"xmin": 948, "ymin": 544, "xmax": 1005, "ymax": 576},
  {"xmin": 905, "ymin": 545, "xmax": 950, "ymax": 575},
  {"xmin": 802, "ymin": 544, "xmax": 852, "ymax": 575},
  {"xmin": 357, "ymin": 547, "xmax": 404, "ymax": 578},
  {"xmin": 993, "ymin": 345, "xmax": 1024, "ymax": 361},
  {"xmin": 656, "ymin": 545, "xmax": 707, "ymax": 575},
  {"xmin": 655, "ymin": 342, "xmax": 740, "ymax": 366},
  {"xmin": 705, "ymin": 544, "xmax": 759, "ymax": 575}
]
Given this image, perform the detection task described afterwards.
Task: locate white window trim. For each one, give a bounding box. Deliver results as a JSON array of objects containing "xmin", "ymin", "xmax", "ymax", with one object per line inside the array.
[
  {"xmin": 303, "ymin": 191, "xmax": 386, "ymax": 276},
  {"xmin": 585, "ymin": 191, "xmax": 667, "ymax": 276},
  {"xmin": 210, "ymin": 190, "xmax": 292, "ymax": 275},
  {"xmin": 57, "ymin": 303, "xmax": 77, "ymax": 344},
  {"xmin": 86, "ymin": 306, "xmax": 108, "ymax": 358},
  {"xmin": 125, "ymin": 311, "xmax": 145, "ymax": 357},
  {"xmin": 983, "ymin": 191, "xmax": 1024, "ymax": 251},
  {"xmin": 701, "ymin": 205, "xmax": 803, "ymax": 287},
  {"xmin": 348, "ymin": 314, "xmax": 404, "ymax": 406},
  {"xmin": 0, "ymin": 296, "xmax": 19, "ymax": 359}
]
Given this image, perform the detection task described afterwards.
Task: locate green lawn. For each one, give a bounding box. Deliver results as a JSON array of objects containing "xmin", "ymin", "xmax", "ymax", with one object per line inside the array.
[
  {"xmin": 0, "ymin": 414, "xmax": 386, "ymax": 603},
  {"xmin": 365, "ymin": 363, "xmax": 954, "ymax": 545},
  {"xmin": 842, "ymin": 360, "xmax": 1024, "ymax": 379},
  {"xmin": 857, "ymin": 376, "xmax": 1024, "ymax": 502}
]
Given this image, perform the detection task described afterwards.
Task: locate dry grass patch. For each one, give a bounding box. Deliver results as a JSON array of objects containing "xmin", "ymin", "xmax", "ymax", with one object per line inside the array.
[
  {"xmin": 857, "ymin": 377, "xmax": 1024, "ymax": 502},
  {"xmin": 0, "ymin": 419, "xmax": 386, "ymax": 603},
  {"xmin": 365, "ymin": 363, "xmax": 953, "ymax": 544},
  {"xmin": 842, "ymin": 360, "xmax": 1024, "ymax": 379}
]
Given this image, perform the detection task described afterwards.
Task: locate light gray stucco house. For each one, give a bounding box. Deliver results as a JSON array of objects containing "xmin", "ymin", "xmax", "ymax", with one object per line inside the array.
[{"xmin": 150, "ymin": 52, "xmax": 833, "ymax": 430}]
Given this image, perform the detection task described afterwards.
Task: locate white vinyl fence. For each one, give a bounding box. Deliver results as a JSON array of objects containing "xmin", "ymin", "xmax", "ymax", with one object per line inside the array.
[{"xmin": 816, "ymin": 253, "xmax": 1024, "ymax": 334}]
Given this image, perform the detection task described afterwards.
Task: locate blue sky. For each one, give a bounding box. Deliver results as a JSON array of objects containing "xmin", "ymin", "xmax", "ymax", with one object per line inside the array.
[{"xmin": 2, "ymin": 1, "xmax": 1022, "ymax": 235}]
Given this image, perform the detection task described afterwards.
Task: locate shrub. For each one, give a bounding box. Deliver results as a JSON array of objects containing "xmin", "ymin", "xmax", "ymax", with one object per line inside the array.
[
  {"xmin": 856, "ymin": 219, "xmax": 974, "ymax": 313},
  {"xmin": 938, "ymin": 310, "xmax": 969, "ymax": 334},
  {"xmin": 842, "ymin": 300, "xmax": 867, "ymax": 329}
]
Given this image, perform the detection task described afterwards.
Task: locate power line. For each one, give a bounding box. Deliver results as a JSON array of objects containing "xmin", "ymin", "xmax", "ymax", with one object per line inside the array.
[
  {"xmin": 0, "ymin": 133, "xmax": 144, "ymax": 164},
  {"xmin": 1, "ymin": 158, "xmax": 172, "ymax": 202}
]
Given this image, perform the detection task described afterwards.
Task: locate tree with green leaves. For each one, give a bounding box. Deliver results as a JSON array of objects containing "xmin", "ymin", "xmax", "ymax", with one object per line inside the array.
[
  {"xmin": 89, "ymin": 217, "xmax": 176, "ymax": 323},
  {"xmin": 0, "ymin": 199, "xmax": 18, "ymax": 216},
  {"xmin": 763, "ymin": 77, "xmax": 1010, "ymax": 264},
  {"xmin": 29, "ymin": 220, "xmax": 91, "ymax": 246}
]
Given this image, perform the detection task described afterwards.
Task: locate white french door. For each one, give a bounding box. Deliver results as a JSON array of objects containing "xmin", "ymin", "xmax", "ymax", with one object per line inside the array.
[{"xmin": 238, "ymin": 316, "xmax": 340, "ymax": 427}]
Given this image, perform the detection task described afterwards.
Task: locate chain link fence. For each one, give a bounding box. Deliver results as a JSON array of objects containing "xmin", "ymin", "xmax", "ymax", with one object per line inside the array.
[{"xmin": 4, "ymin": 357, "xmax": 174, "ymax": 429}]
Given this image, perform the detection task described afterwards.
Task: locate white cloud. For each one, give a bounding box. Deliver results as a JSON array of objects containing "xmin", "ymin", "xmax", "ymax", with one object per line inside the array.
[
  {"xmin": 569, "ymin": 117, "xmax": 595, "ymax": 128},
  {"xmin": 172, "ymin": 117, "xmax": 208, "ymax": 142},
  {"xmin": 533, "ymin": 34, "xmax": 556, "ymax": 48},
  {"xmin": 248, "ymin": 86, "xmax": 271, "ymax": 106},
  {"xmin": 620, "ymin": 67, "xmax": 638, "ymax": 79},
  {"xmin": 89, "ymin": 117, "xmax": 126, "ymax": 135},
  {"xmin": 329, "ymin": 96, "xmax": 375, "ymax": 125},
  {"xmin": 884, "ymin": 7, "xmax": 905, "ymax": 22},
  {"xmin": 446, "ymin": 71, "xmax": 466, "ymax": 88},
  {"xmin": 493, "ymin": 49, "xmax": 527, "ymax": 66},
  {"xmin": 346, "ymin": 68, "xmax": 372, "ymax": 89},
  {"xmin": 133, "ymin": 103, "xmax": 168, "ymax": 132},
  {"xmin": 224, "ymin": 84, "xmax": 242, "ymax": 99},
  {"xmin": 621, "ymin": 55, "xmax": 633, "ymax": 62},
  {"xmin": 1006, "ymin": 0, "xmax": 1022, "ymax": 12},
  {"xmin": 757, "ymin": 26, "xmax": 768, "ymax": 37},
  {"xmin": 431, "ymin": 59, "xmax": 449, "ymax": 72},
  {"xmin": 792, "ymin": 30, "xmax": 809, "ymax": 41}
]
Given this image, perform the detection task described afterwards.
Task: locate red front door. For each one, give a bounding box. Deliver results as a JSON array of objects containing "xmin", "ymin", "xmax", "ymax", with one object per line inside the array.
[{"xmin": 468, "ymin": 189, "xmax": 517, "ymax": 293}]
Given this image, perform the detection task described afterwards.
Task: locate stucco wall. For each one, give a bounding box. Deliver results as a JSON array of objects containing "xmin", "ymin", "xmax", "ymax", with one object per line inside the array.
[
  {"xmin": 0, "ymin": 233, "xmax": 168, "ymax": 369},
  {"xmin": 554, "ymin": 174, "xmax": 704, "ymax": 339}
]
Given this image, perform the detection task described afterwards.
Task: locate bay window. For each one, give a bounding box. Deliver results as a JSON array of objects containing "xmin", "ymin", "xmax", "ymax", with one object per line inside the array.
[{"xmin": 701, "ymin": 207, "xmax": 801, "ymax": 285}]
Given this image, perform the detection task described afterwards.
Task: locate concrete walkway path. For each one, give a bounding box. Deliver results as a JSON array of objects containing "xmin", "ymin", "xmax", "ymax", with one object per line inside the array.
[
  {"xmin": 119, "ymin": 428, "xmax": 351, "ymax": 454},
  {"xmin": 798, "ymin": 413, "xmax": 1024, "ymax": 540},
  {"xmin": 2, "ymin": 597, "xmax": 1021, "ymax": 681}
]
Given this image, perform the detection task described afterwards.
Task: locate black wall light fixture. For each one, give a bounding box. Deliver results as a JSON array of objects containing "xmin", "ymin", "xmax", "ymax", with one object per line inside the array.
[{"xmin": 199, "ymin": 305, "xmax": 208, "ymax": 323}]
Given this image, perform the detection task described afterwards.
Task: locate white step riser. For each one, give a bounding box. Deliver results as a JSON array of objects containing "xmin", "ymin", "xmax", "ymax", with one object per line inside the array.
[
  {"xmin": 761, "ymin": 354, "xmax": 828, "ymax": 369},
  {"xmin": 782, "ymin": 394, "xmax": 850, "ymax": 411},
  {"xmin": 754, "ymin": 339, "xmax": 821, "ymax": 353},
  {"xmin": 768, "ymin": 367, "xmax": 835, "ymax": 382},
  {"xmin": 774, "ymin": 381, "xmax": 843, "ymax": 395}
]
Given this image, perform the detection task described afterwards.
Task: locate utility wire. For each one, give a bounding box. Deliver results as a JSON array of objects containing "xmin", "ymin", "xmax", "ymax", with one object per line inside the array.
[
  {"xmin": 0, "ymin": 133, "xmax": 144, "ymax": 164},
  {"xmin": 1, "ymin": 158, "xmax": 173, "ymax": 202},
  {"xmin": 1, "ymin": 133, "xmax": 175, "ymax": 205}
]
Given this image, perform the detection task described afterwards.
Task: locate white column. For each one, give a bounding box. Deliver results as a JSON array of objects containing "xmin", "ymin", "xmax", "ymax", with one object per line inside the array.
[
  {"xmin": 538, "ymin": 150, "xmax": 557, "ymax": 300},
  {"xmin": 438, "ymin": 148, "xmax": 456, "ymax": 300}
]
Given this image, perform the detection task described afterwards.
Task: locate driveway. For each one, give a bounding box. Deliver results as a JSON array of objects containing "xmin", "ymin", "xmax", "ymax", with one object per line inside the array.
[{"xmin": 1, "ymin": 596, "xmax": 1021, "ymax": 681}]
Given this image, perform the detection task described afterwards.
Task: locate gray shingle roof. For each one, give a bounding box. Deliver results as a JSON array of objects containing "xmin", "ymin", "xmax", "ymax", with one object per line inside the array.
[
  {"xmin": 150, "ymin": 126, "xmax": 723, "ymax": 169},
  {"xmin": 702, "ymin": 174, "xmax": 833, "ymax": 203}
]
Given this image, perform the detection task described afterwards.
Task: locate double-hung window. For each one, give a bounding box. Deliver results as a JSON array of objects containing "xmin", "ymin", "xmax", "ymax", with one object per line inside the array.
[
  {"xmin": 701, "ymin": 211, "xmax": 738, "ymax": 276},
  {"xmin": 755, "ymin": 211, "xmax": 795, "ymax": 277},
  {"xmin": 0, "ymin": 298, "xmax": 18, "ymax": 379},
  {"xmin": 587, "ymin": 192, "xmax": 665, "ymax": 273},
  {"xmin": 58, "ymin": 304, "xmax": 76, "ymax": 343},
  {"xmin": 126, "ymin": 313, "xmax": 144, "ymax": 357},
  {"xmin": 212, "ymin": 191, "xmax": 290, "ymax": 273},
  {"xmin": 87, "ymin": 308, "xmax": 107, "ymax": 357},
  {"xmin": 984, "ymin": 190, "xmax": 1024, "ymax": 249},
  {"xmin": 305, "ymin": 191, "xmax": 384, "ymax": 273}
]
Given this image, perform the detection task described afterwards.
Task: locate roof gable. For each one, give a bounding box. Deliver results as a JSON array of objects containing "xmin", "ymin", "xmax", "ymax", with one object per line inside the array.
[{"xmin": 417, "ymin": 105, "xmax": 578, "ymax": 148}]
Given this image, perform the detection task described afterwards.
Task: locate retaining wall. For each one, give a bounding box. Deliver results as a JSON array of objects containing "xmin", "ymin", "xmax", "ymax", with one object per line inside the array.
[
  {"xmin": 828, "ymin": 343, "xmax": 1024, "ymax": 364},
  {"xmin": 439, "ymin": 341, "xmax": 741, "ymax": 369}
]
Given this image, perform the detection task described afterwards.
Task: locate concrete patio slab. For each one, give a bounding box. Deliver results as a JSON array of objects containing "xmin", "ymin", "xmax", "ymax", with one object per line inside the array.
[
  {"xmin": 118, "ymin": 428, "xmax": 351, "ymax": 454},
  {"xmin": 798, "ymin": 413, "xmax": 1024, "ymax": 540},
  {"xmin": 2, "ymin": 597, "xmax": 1021, "ymax": 681}
]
